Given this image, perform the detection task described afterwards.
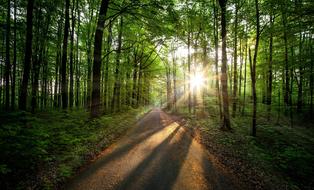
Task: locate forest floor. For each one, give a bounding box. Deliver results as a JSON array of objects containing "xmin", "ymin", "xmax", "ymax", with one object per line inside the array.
[
  {"xmin": 179, "ymin": 106, "xmax": 314, "ymax": 190},
  {"xmin": 65, "ymin": 108, "xmax": 243, "ymax": 190},
  {"xmin": 0, "ymin": 107, "xmax": 149, "ymax": 189}
]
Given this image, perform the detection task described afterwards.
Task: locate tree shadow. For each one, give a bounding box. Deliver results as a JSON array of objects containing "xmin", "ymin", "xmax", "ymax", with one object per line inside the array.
[
  {"xmin": 66, "ymin": 110, "xmax": 181, "ymax": 187},
  {"xmin": 200, "ymin": 152, "xmax": 237, "ymax": 190},
  {"xmin": 115, "ymin": 124, "xmax": 193, "ymax": 190}
]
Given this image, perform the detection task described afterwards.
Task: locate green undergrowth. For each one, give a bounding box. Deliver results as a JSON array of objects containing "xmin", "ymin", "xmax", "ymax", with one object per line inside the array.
[
  {"xmin": 183, "ymin": 104, "xmax": 314, "ymax": 190},
  {"xmin": 0, "ymin": 107, "xmax": 149, "ymax": 190}
]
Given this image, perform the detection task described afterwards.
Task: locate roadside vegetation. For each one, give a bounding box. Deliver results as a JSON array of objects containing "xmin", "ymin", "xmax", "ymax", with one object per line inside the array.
[
  {"xmin": 179, "ymin": 102, "xmax": 314, "ymax": 190},
  {"xmin": 0, "ymin": 107, "xmax": 149, "ymax": 189}
]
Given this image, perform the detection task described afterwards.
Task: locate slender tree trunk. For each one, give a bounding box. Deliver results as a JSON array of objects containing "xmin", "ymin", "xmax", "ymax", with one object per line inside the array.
[
  {"xmin": 61, "ymin": 0, "xmax": 70, "ymax": 109},
  {"xmin": 1, "ymin": 33, "xmax": 4, "ymax": 107},
  {"xmin": 137, "ymin": 63, "xmax": 143, "ymax": 107},
  {"xmin": 310, "ymin": 40, "xmax": 313, "ymax": 115},
  {"xmin": 267, "ymin": 11, "xmax": 274, "ymax": 120},
  {"xmin": 282, "ymin": 8, "xmax": 290, "ymax": 108},
  {"xmin": 172, "ymin": 51, "xmax": 177, "ymax": 112},
  {"xmin": 238, "ymin": 38, "xmax": 243, "ymax": 111},
  {"xmin": 11, "ymin": 0, "xmax": 17, "ymax": 110},
  {"xmin": 218, "ymin": 0, "xmax": 231, "ymax": 130},
  {"xmin": 132, "ymin": 63, "xmax": 138, "ymax": 108},
  {"xmin": 54, "ymin": 16, "xmax": 62, "ymax": 108},
  {"xmin": 297, "ymin": 33, "xmax": 303, "ymax": 112},
  {"xmin": 5, "ymin": 0, "xmax": 11, "ymax": 110},
  {"xmin": 104, "ymin": 20, "xmax": 112, "ymax": 113},
  {"xmin": 111, "ymin": 16, "xmax": 123, "ymax": 113},
  {"xmin": 91, "ymin": 0, "xmax": 110, "ymax": 117},
  {"xmin": 19, "ymin": 0, "xmax": 35, "ymax": 110},
  {"xmin": 188, "ymin": 31, "xmax": 191, "ymax": 113},
  {"xmin": 213, "ymin": 1, "xmax": 222, "ymax": 119},
  {"xmin": 166, "ymin": 65, "xmax": 172, "ymax": 110},
  {"xmin": 75, "ymin": 0, "xmax": 80, "ymax": 107},
  {"xmin": 250, "ymin": 0, "xmax": 260, "ymax": 137},
  {"xmin": 242, "ymin": 24, "xmax": 248, "ymax": 115},
  {"xmin": 69, "ymin": 0, "xmax": 75, "ymax": 108},
  {"xmin": 232, "ymin": 2, "xmax": 238, "ymax": 117}
]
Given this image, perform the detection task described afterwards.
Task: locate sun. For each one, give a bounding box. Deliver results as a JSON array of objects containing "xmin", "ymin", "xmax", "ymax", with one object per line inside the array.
[{"xmin": 190, "ymin": 74, "xmax": 205, "ymax": 89}]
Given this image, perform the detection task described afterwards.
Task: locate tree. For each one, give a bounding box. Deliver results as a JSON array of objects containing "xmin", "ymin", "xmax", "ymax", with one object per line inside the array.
[
  {"xmin": 218, "ymin": 0, "xmax": 231, "ymax": 130},
  {"xmin": 250, "ymin": 0, "xmax": 260, "ymax": 137},
  {"xmin": 5, "ymin": 0, "xmax": 11, "ymax": 110},
  {"xmin": 61, "ymin": 0, "xmax": 70, "ymax": 109},
  {"xmin": 111, "ymin": 16, "xmax": 123, "ymax": 113},
  {"xmin": 19, "ymin": 0, "xmax": 35, "ymax": 110},
  {"xmin": 91, "ymin": 0, "xmax": 110, "ymax": 117}
]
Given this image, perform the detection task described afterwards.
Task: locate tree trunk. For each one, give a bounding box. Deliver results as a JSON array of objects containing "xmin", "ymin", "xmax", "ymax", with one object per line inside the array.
[
  {"xmin": 232, "ymin": 2, "xmax": 238, "ymax": 117},
  {"xmin": 111, "ymin": 16, "xmax": 123, "ymax": 113},
  {"xmin": 31, "ymin": 7, "xmax": 43, "ymax": 113},
  {"xmin": 310, "ymin": 40, "xmax": 313, "ymax": 115},
  {"xmin": 19, "ymin": 0, "xmax": 35, "ymax": 110},
  {"xmin": 11, "ymin": 0, "xmax": 17, "ymax": 110},
  {"xmin": 242, "ymin": 24, "xmax": 248, "ymax": 115},
  {"xmin": 172, "ymin": 51, "xmax": 177, "ymax": 112},
  {"xmin": 104, "ymin": 20, "xmax": 112, "ymax": 113},
  {"xmin": 75, "ymin": 0, "xmax": 80, "ymax": 107},
  {"xmin": 132, "ymin": 63, "xmax": 138, "ymax": 108},
  {"xmin": 238, "ymin": 38, "xmax": 243, "ymax": 111},
  {"xmin": 91, "ymin": 0, "xmax": 110, "ymax": 117},
  {"xmin": 282, "ymin": 8, "xmax": 290, "ymax": 108},
  {"xmin": 69, "ymin": 0, "xmax": 75, "ymax": 108},
  {"xmin": 267, "ymin": 11, "xmax": 274, "ymax": 120},
  {"xmin": 213, "ymin": 1, "xmax": 222, "ymax": 119},
  {"xmin": 250, "ymin": 0, "xmax": 260, "ymax": 137},
  {"xmin": 188, "ymin": 31, "xmax": 191, "ymax": 113},
  {"xmin": 218, "ymin": 0, "xmax": 231, "ymax": 130},
  {"xmin": 297, "ymin": 33, "xmax": 303, "ymax": 112},
  {"xmin": 61, "ymin": 0, "xmax": 70, "ymax": 109},
  {"xmin": 54, "ymin": 16, "xmax": 62, "ymax": 108},
  {"xmin": 5, "ymin": 0, "xmax": 11, "ymax": 110}
]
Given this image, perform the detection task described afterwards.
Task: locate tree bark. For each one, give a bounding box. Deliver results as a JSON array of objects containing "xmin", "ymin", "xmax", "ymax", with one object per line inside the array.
[
  {"xmin": 19, "ymin": 0, "xmax": 35, "ymax": 110},
  {"xmin": 188, "ymin": 30, "xmax": 191, "ymax": 113},
  {"xmin": 61, "ymin": 0, "xmax": 70, "ymax": 109},
  {"xmin": 213, "ymin": 0, "xmax": 222, "ymax": 119},
  {"xmin": 91, "ymin": 0, "xmax": 110, "ymax": 117},
  {"xmin": 69, "ymin": 0, "xmax": 75, "ymax": 108},
  {"xmin": 172, "ymin": 50, "xmax": 177, "ymax": 112},
  {"xmin": 282, "ymin": 7, "xmax": 290, "ymax": 108},
  {"xmin": 111, "ymin": 16, "xmax": 123, "ymax": 113},
  {"xmin": 267, "ymin": 10, "xmax": 274, "ymax": 120},
  {"xmin": 218, "ymin": 0, "xmax": 231, "ymax": 130},
  {"xmin": 250, "ymin": 0, "xmax": 260, "ymax": 137},
  {"xmin": 242, "ymin": 24, "xmax": 248, "ymax": 115},
  {"xmin": 11, "ymin": 0, "xmax": 17, "ymax": 110},
  {"xmin": 75, "ymin": 0, "xmax": 80, "ymax": 107},
  {"xmin": 5, "ymin": 0, "xmax": 11, "ymax": 110},
  {"xmin": 104, "ymin": 20, "xmax": 112, "ymax": 113},
  {"xmin": 232, "ymin": 2, "xmax": 238, "ymax": 117},
  {"xmin": 31, "ymin": 7, "xmax": 43, "ymax": 113}
]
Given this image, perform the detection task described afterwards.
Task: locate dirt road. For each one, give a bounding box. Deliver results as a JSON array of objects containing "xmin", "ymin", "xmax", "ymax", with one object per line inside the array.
[{"xmin": 65, "ymin": 109, "xmax": 240, "ymax": 190}]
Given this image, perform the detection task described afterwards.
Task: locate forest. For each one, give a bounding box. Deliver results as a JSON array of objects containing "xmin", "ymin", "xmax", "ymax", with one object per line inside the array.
[{"xmin": 0, "ymin": 0, "xmax": 314, "ymax": 189}]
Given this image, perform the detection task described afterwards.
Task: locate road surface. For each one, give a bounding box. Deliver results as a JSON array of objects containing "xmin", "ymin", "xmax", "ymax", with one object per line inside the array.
[{"xmin": 65, "ymin": 108, "xmax": 240, "ymax": 190}]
